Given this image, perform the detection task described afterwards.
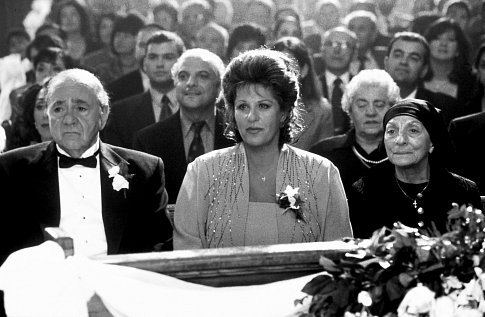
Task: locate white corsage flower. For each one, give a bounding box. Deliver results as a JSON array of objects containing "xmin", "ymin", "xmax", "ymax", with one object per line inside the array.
[
  {"xmin": 276, "ymin": 185, "xmax": 304, "ymax": 221},
  {"xmin": 108, "ymin": 164, "xmax": 133, "ymax": 196}
]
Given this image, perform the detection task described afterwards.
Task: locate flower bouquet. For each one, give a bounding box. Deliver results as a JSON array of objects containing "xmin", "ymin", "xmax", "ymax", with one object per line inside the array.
[{"xmin": 295, "ymin": 204, "xmax": 485, "ymax": 317}]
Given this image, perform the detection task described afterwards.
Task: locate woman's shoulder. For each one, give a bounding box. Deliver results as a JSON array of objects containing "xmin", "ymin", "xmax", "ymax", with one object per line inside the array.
[
  {"xmin": 192, "ymin": 145, "xmax": 241, "ymax": 166},
  {"xmin": 285, "ymin": 144, "xmax": 335, "ymax": 169}
]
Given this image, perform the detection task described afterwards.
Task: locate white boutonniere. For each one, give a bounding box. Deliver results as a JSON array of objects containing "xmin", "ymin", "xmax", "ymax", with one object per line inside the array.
[
  {"xmin": 276, "ymin": 185, "xmax": 304, "ymax": 221},
  {"xmin": 108, "ymin": 163, "xmax": 133, "ymax": 197}
]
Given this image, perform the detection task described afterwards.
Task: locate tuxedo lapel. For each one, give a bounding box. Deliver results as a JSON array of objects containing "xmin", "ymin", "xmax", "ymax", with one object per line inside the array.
[
  {"xmin": 99, "ymin": 142, "xmax": 130, "ymax": 254},
  {"xmin": 33, "ymin": 142, "xmax": 61, "ymax": 227}
]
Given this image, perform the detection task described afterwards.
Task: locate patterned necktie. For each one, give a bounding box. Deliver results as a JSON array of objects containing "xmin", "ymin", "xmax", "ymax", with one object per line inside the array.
[
  {"xmin": 58, "ymin": 150, "xmax": 99, "ymax": 168},
  {"xmin": 331, "ymin": 77, "xmax": 347, "ymax": 135},
  {"xmin": 159, "ymin": 95, "xmax": 172, "ymax": 122},
  {"xmin": 187, "ymin": 121, "xmax": 205, "ymax": 163}
]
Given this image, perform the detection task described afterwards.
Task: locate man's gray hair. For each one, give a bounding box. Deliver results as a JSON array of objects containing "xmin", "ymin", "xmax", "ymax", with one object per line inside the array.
[
  {"xmin": 46, "ymin": 68, "xmax": 110, "ymax": 110},
  {"xmin": 341, "ymin": 69, "xmax": 401, "ymax": 114},
  {"xmin": 171, "ymin": 48, "xmax": 226, "ymax": 83}
]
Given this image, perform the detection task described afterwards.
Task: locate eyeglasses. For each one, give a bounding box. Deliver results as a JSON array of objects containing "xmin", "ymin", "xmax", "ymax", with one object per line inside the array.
[{"xmin": 323, "ymin": 41, "xmax": 353, "ymax": 51}]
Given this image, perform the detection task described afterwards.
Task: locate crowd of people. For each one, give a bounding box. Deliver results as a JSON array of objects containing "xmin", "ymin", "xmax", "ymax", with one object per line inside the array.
[{"xmin": 0, "ymin": 0, "xmax": 485, "ymax": 267}]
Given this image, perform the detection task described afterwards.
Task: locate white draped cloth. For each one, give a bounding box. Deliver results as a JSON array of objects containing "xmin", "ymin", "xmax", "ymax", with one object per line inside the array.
[{"xmin": 0, "ymin": 242, "xmax": 314, "ymax": 317}]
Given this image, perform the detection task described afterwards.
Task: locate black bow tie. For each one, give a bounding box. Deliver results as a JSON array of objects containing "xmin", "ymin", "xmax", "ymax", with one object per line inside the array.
[{"xmin": 58, "ymin": 151, "xmax": 99, "ymax": 168}]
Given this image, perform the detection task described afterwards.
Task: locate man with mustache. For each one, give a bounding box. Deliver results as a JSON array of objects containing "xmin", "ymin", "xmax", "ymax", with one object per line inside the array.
[
  {"xmin": 103, "ymin": 31, "xmax": 185, "ymax": 148},
  {"xmin": 133, "ymin": 48, "xmax": 234, "ymax": 204},
  {"xmin": 384, "ymin": 31, "xmax": 462, "ymax": 127}
]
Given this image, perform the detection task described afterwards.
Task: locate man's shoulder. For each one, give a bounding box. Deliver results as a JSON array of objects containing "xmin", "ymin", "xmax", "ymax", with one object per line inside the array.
[
  {"xmin": 135, "ymin": 114, "xmax": 179, "ymax": 140},
  {"xmin": 112, "ymin": 91, "xmax": 150, "ymax": 108},
  {"xmin": 105, "ymin": 143, "xmax": 163, "ymax": 168},
  {"xmin": 107, "ymin": 70, "xmax": 141, "ymax": 87},
  {"xmin": 416, "ymin": 87, "xmax": 456, "ymax": 105},
  {"xmin": 309, "ymin": 133, "xmax": 349, "ymax": 154}
]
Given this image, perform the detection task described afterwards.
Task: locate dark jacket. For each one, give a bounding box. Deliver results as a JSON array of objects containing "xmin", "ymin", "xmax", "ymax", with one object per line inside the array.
[
  {"xmin": 348, "ymin": 161, "xmax": 480, "ymax": 238},
  {"xmin": 106, "ymin": 70, "xmax": 144, "ymax": 104},
  {"xmin": 0, "ymin": 141, "xmax": 173, "ymax": 264},
  {"xmin": 132, "ymin": 110, "xmax": 234, "ymax": 204}
]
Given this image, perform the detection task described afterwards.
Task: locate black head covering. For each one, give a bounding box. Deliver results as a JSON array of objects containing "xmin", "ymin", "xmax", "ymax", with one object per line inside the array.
[{"xmin": 383, "ymin": 98, "xmax": 454, "ymax": 168}]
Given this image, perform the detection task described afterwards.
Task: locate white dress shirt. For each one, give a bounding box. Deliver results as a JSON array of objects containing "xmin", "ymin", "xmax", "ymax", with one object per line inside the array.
[
  {"xmin": 149, "ymin": 88, "xmax": 178, "ymax": 121},
  {"xmin": 57, "ymin": 138, "xmax": 107, "ymax": 258},
  {"xmin": 325, "ymin": 70, "xmax": 350, "ymax": 101}
]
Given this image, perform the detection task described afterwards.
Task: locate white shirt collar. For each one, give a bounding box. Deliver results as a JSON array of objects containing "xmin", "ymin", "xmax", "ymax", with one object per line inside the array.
[
  {"xmin": 56, "ymin": 136, "xmax": 100, "ymax": 158},
  {"xmin": 403, "ymin": 88, "xmax": 418, "ymax": 99},
  {"xmin": 325, "ymin": 70, "xmax": 350, "ymax": 88}
]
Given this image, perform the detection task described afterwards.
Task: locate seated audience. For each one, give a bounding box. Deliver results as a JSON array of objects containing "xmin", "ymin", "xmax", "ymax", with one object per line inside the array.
[
  {"xmin": 311, "ymin": 69, "xmax": 400, "ymax": 194},
  {"xmin": 302, "ymin": 0, "xmax": 342, "ymax": 54},
  {"xmin": 195, "ymin": 22, "xmax": 229, "ymax": 60},
  {"xmin": 344, "ymin": 10, "xmax": 389, "ymax": 75},
  {"xmin": 384, "ymin": 31, "xmax": 463, "ymax": 127},
  {"xmin": 463, "ymin": 44, "xmax": 485, "ymax": 114},
  {"xmin": 244, "ymin": 0, "xmax": 276, "ymax": 34},
  {"xmin": 6, "ymin": 82, "xmax": 51, "ymax": 151},
  {"xmin": 9, "ymin": 47, "xmax": 72, "ymax": 126},
  {"xmin": 423, "ymin": 18, "xmax": 474, "ymax": 103},
  {"xmin": 213, "ymin": 0, "xmax": 233, "ymax": 30},
  {"xmin": 273, "ymin": 36, "xmax": 333, "ymax": 150},
  {"xmin": 443, "ymin": 0, "xmax": 470, "ymax": 32},
  {"xmin": 272, "ymin": 16, "xmax": 303, "ymax": 43},
  {"xmin": 348, "ymin": 99, "xmax": 480, "ymax": 238},
  {"xmin": 174, "ymin": 49, "xmax": 352, "ymax": 249},
  {"xmin": 50, "ymin": 0, "xmax": 99, "ymax": 65},
  {"xmin": 106, "ymin": 24, "xmax": 164, "ymax": 103},
  {"xmin": 133, "ymin": 48, "xmax": 234, "ymax": 204},
  {"xmin": 103, "ymin": 31, "xmax": 185, "ymax": 148},
  {"xmin": 0, "ymin": 68, "xmax": 173, "ymax": 265},
  {"xmin": 226, "ymin": 23, "xmax": 267, "ymax": 62},
  {"xmin": 5, "ymin": 28, "xmax": 31, "ymax": 58},
  {"xmin": 152, "ymin": 0, "xmax": 180, "ymax": 32},
  {"xmin": 84, "ymin": 12, "xmax": 145, "ymax": 85},
  {"xmin": 178, "ymin": 0, "xmax": 213, "ymax": 49},
  {"xmin": 314, "ymin": 26, "xmax": 358, "ymax": 135}
]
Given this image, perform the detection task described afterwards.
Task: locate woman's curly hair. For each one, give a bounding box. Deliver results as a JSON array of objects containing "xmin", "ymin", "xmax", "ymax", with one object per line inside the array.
[{"xmin": 222, "ymin": 48, "xmax": 304, "ymax": 147}]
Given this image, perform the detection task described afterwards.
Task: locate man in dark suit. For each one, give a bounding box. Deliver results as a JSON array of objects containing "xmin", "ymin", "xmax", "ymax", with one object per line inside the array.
[
  {"xmin": 103, "ymin": 31, "xmax": 186, "ymax": 148},
  {"xmin": 344, "ymin": 10, "xmax": 390, "ymax": 75},
  {"xmin": 384, "ymin": 31, "xmax": 463, "ymax": 126},
  {"xmin": 105, "ymin": 24, "xmax": 164, "ymax": 103},
  {"xmin": 449, "ymin": 112, "xmax": 485, "ymax": 194},
  {"xmin": 0, "ymin": 69, "xmax": 173, "ymax": 264},
  {"xmin": 314, "ymin": 26, "xmax": 358, "ymax": 135},
  {"xmin": 133, "ymin": 48, "xmax": 234, "ymax": 204}
]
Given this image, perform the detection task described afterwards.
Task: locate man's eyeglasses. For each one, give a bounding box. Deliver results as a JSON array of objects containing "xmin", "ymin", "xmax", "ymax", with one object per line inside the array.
[{"xmin": 323, "ymin": 41, "xmax": 353, "ymax": 51}]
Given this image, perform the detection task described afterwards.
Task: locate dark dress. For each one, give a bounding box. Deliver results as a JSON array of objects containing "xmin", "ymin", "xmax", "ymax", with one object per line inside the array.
[
  {"xmin": 348, "ymin": 161, "xmax": 480, "ymax": 238},
  {"xmin": 309, "ymin": 128, "xmax": 388, "ymax": 195}
]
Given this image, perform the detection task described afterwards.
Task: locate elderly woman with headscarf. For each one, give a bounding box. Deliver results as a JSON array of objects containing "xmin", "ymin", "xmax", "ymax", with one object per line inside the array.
[{"xmin": 348, "ymin": 98, "xmax": 480, "ymax": 238}]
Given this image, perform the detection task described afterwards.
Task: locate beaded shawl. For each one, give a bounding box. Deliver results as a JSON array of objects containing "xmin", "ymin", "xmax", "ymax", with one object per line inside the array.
[{"xmin": 174, "ymin": 143, "xmax": 352, "ymax": 249}]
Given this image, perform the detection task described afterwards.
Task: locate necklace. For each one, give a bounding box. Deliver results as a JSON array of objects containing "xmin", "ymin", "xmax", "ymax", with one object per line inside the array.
[
  {"xmin": 251, "ymin": 163, "xmax": 277, "ymax": 182},
  {"xmin": 395, "ymin": 177, "xmax": 430, "ymax": 209},
  {"xmin": 352, "ymin": 146, "xmax": 388, "ymax": 167}
]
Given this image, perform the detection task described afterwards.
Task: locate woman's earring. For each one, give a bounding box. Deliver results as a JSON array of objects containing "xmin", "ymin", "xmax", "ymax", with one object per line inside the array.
[{"xmin": 429, "ymin": 145, "xmax": 434, "ymax": 153}]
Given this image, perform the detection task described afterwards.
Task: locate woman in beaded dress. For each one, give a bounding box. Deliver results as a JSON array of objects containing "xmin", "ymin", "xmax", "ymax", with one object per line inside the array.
[
  {"xmin": 348, "ymin": 99, "xmax": 481, "ymax": 238},
  {"xmin": 174, "ymin": 49, "xmax": 352, "ymax": 250}
]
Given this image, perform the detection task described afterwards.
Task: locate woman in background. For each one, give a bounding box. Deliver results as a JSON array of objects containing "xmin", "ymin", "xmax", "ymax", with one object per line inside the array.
[
  {"xmin": 6, "ymin": 81, "xmax": 52, "ymax": 151},
  {"xmin": 273, "ymin": 36, "xmax": 333, "ymax": 150},
  {"xmin": 423, "ymin": 18, "xmax": 474, "ymax": 104},
  {"xmin": 174, "ymin": 49, "xmax": 352, "ymax": 249}
]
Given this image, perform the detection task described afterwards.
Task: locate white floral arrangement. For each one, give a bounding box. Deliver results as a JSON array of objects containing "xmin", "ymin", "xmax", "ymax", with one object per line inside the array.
[
  {"xmin": 277, "ymin": 185, "xmax": 304, "ymax": 221},
  {"xmin": 295, "ymin": 204, "xmax": 485, "ymax": 317},
  {"xmin": 108, "ymin": 162, "xmax": 133, "ymax": 198}
]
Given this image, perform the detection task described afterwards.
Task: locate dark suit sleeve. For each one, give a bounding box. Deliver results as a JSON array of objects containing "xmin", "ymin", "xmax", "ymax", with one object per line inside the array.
[
  {"xmin": 132, "ymin": 132, "xmax": 146, "ymax": 153},
  {"xmin": 102, "ymin": 104, "xmax": 125, "ymax": 147}
]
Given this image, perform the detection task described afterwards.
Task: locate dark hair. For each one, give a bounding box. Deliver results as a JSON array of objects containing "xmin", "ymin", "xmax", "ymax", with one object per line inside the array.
[
  {"xmin": 145, "ymin": 30, "xmax": 186, "ymax": 57},
  {"xmin": 411, "ymin": 11, "xmax": 441, "ymax": 36},
  {"xmin": 7, "ymin": 83, "xmax": 46, "ymax": 150},
  {"xmin": 33, "ymin": 47, "xmax": 73, "ymax": 70},
  {"xmin": 387, "ymin": 32, "xmax": 431, "ymax": 67},
  {"xmin": 26, "ymin": 34, "xmax": 65, "ymax": 61},
  {"xmin": 274, "ymin": 7, "xmax": 301, "ymax": 23},
  {"xmin": 35, "ymin": 22, "xmax": 67, "ymax": 41},
  {"xmin": 423, "ymin": 17, "xmax": 471, "ymax": 83},
  {"xmin": 6, "ymin": 28, "xmax": 30, "ymax": 44},
  {"xmin": 273, "ymin": 16, "xmax": 303, "ymax": 40},
  {"xmin": 54, "ymin": 0, "xmax": 93, "ymax": 38},
  {"xmin": 273, "ymin": 36, "xmax": 322, "ymax": 102},
  {"xmin": 349, "ymin": 0, "xmax": 378, "ymax": 15},
  {"xmin": 110, "ymin": 12, "xmax": 146, "ymax": 53},
  {"xmin": 153, "ymin": 0, "xmax": 180, "ymax": 24},
  {"xmin": 444, "ymin": 0, "xmax": 471, "ymax": 19},
  {"xmin": 222, "ymin": 49, "xmax": 303, "ymax": 146},
  {"xmin": 226, "ymin": 23, "xmax": 266, "ymax": 59},
  {"xmin": 94, "ymin": 12, "xmax": 117, "ymax": 44}
]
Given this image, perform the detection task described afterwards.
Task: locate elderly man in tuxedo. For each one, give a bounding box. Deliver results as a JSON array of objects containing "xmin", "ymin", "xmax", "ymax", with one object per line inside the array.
[{"xmin": 0, "ymin": 69, "xmax": 172, "ymax": 264}]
